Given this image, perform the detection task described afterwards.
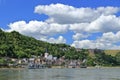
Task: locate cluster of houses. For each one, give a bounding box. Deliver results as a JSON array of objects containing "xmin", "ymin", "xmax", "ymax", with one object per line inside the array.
[
  {"xmin": 1, "ymin": 51, "xmax": 87, "ymax": 68},
  {"xmin": 1, "ymin": 48, "xmax": 104, "ymax": 68},
  {"xmin": 29, "ymin": 51, "xmax": 88, "ymax": 68}
]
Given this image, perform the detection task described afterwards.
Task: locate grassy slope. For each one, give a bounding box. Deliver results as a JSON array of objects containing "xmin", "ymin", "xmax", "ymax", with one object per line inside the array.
[{"xmin": 104, "ymin": 50, "xmax": 120, "ymax": 56}]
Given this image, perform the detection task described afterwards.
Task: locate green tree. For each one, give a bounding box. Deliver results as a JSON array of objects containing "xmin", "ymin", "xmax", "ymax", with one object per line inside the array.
[{"xmin": 115, "ymin": 52, "xmax": 120, "ymax": 65}]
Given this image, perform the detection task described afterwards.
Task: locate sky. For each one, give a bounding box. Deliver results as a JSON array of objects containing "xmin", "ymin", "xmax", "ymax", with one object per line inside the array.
[{"xmin": 1, "ymin": 0, "xmax": 120, "ymax": 49}]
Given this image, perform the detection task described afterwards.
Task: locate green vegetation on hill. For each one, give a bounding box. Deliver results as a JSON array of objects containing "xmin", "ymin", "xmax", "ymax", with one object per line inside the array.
[
  {"xmin": 0, "ymin": 29, "xmax": 72, "ymax": 58},
  {"xmin": 0, "ymin": 29, "xmax": 120, "ymax": 66}
]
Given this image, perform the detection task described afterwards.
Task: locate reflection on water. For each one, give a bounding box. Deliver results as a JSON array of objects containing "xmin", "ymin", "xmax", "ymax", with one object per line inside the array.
[{"xmin": 0, "ymin": 68, "xmax": 120, "ymax": 80}]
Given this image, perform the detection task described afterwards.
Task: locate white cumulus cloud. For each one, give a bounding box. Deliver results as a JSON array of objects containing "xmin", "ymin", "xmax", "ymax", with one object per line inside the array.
[
  {"xmin": 7, "ymin": 20, "xmax": 69, "ymax": 39},
  {"xmin": 71, "ymin": 31, "xmax": 120, "ymax": 49},
  {"xmin": 97, "ymin": 31, "xmax": 120, "ymax": 44},
  {"xmin": 70, "ymin": 15, "xmax": 120, "ymax": 33},
  {"xmin": 73, "ymin": 33, "xmax": 89, "ymax": 40},
  {"xmin": 40, "ymin": 36, "xmax": 66, "ymax": 44},
  {"xmin": 35, "ymin": 3, "xmax": 119, "ymax": 24}
]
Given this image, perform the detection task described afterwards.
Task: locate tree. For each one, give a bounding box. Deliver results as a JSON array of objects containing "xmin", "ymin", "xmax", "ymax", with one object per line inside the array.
[{"xmin": 115, "ymin": 52, "xmax": 120, "ymax": 65}]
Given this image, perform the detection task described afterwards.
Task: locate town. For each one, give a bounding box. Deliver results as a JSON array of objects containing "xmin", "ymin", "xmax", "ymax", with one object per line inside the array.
[{"xmin": 0, "ymin": 50, "xmax": 87, "ymax": 69}]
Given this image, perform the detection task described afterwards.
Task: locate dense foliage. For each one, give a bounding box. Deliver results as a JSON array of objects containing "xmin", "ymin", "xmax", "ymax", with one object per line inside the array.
[
  {"xmin": 0, "ymin": 29, "xmax": 73, "ymax": 58},
  {"xmin": 0, "ymin": 29, "xmax": 120, "ymax": 66}
]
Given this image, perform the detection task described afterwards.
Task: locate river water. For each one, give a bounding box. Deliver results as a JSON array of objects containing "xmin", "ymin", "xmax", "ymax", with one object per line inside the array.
[{"xmin": 0, "ymin": 68, "xmax": 120, "ymax": 80}]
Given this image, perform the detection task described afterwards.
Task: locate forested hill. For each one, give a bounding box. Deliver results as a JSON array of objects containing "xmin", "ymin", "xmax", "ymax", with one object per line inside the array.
[
  {"xmin": 1, "ymin": 29, "xmax": 120, "ymax": 66},
  {"xmin": 0, "ymin": 29, "xmax": 72, "ymax": 58}
]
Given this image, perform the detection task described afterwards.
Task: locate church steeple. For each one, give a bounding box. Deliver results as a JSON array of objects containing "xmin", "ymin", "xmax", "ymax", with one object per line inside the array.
[{"xmin": 44, "ymin": 48, "xmax": 49, "ymax": 58}]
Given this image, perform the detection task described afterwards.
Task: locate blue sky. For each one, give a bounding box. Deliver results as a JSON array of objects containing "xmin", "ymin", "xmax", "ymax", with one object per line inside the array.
[{"xmin": 1, "ymin": 0, "xmax": 120, "ymax": 49}]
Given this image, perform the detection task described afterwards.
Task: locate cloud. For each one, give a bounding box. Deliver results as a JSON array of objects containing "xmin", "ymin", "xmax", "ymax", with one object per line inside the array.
[
  {"xmin": 73, "ymin": 33, "xmax": 89, "ymax": 40},
  {"xmin": 40, "ymin": 36, "xmax": 66, "ymax": 44},
  {"xmin": 69, "ymin": 23, "xmax": 89, "ymax": 33},
  {"xmin": 71, "ymin": 31, "xmax": 120, "ymax": 49},
  {"xmin": 87, "ymin": 15, "xmax": 120, "ymax": 32},
  {"xmin": 35, "ymin": 4, "xmax": 120, "ymax": 34},
  {"xmin": 35, "ymin": 3, "xmax": 119, "ymax": 24},
  {"xmin": 7, "ymin": 20, "xmax": 69, "ymax": 39},
  {"xmin": 70, "ymin": 15, "xmax": 120, "ymax": 33},
  {"xmin": 97, "ymin": 31, "xmax": 120, "ymax": 44},
  {"xmin": 71, "ymin": 40, "xmax": 115, "ymax": 49}
]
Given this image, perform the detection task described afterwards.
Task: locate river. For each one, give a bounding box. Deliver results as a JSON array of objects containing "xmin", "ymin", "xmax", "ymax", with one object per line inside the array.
[{"xmin": 0, "ymin": 68, "xmax": 120, "ymax": 80}]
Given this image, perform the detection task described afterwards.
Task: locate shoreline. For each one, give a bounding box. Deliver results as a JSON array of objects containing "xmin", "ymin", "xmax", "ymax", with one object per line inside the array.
[{"xmin": 0, "ymin": 66, "xmax": 120, "ymax": 69}]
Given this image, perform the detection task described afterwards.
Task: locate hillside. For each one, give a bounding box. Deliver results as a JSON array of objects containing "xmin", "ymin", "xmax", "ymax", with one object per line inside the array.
[
  {"xmin": 0, "ymin": 29, "xmax": 72, "ymax": 58},
  {"xmin": 0, "ymin": 29, "xmax": 120, "ymax": 66},
  {"xmin": 104, "ymin": 50, "xmax": 120, "ymax": 56}
]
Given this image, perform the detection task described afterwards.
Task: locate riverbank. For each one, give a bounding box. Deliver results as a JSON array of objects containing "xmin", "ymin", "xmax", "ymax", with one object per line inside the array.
[{"xmin": 0, "ymin": 66, "xmax": 120, "ymax": 69}]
